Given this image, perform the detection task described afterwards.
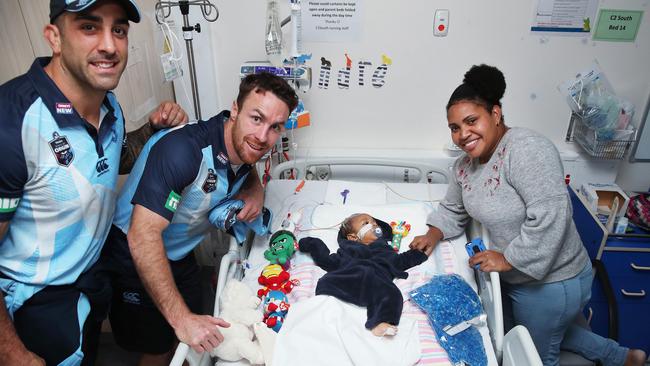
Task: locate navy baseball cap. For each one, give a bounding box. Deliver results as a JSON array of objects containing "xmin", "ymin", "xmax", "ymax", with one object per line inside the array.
[{"xmin": 50, "ymin": 0, "xmax": 141, "ymax": 23}]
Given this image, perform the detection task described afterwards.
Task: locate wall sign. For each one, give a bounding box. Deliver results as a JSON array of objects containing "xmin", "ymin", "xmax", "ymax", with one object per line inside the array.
[
  {"xmin": 530, "ymin": 0, "xmax": 598, "ymax": 34},
  {"xmin": 303, "ymin": 1, "xmax": 363, "ymax": 42},
  {"xmin": 593, "ymin": 9, "xmax": 643, "ymax": 42}
]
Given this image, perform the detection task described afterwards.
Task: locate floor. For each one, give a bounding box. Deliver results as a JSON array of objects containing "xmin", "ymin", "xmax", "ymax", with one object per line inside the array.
[{"xmin": 95, "ymin": 331, "xmax": 139, "ymax": 366}]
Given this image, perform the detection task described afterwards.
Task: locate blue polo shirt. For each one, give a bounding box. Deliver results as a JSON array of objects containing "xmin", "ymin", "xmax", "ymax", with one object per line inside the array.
[
  {"xmin": 112, "ymin": 111, "xmax": 253, "ymax": 261},
  {"xmin": 0, "ymin": 58, "xmax": 125, "ymax": 292}
]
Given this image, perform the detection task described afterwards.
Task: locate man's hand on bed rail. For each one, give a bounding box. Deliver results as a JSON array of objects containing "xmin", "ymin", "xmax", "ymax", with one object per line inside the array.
[
  {"xmin": 174, "ymin": 312, "xmax": 231, "ymax": 353},
  {"xmin": 409, "ymin": 226, "xmax": 444, "ymax": 256},
  {"xmin": 234, "ymin": 170, "xmax": 264, "ymax": 222}
]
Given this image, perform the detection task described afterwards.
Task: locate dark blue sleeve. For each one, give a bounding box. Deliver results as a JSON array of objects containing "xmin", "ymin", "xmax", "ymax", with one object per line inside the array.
[
  {"xmin": 299, "ymin": 237, "xmax": 342, "ymax": 271},
  {"xmin": 393, "ymin": 249, "xmax": 428, "ymax": 271},
  {"xmin": 131, "ymin": 129, "xmax": 202, "ymax": 222},
  {"xmin": 0, "ymin": 81, "xmax": 29, "ymax": 221}
]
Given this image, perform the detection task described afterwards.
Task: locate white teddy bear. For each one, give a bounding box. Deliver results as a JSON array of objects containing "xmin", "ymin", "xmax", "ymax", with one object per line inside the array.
[{"xmin": 211, "ymin": 280, "xmax": 265, "ymax": 364}]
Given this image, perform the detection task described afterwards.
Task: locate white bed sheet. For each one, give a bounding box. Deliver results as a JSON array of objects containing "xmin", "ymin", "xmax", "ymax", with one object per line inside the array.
[{"xmin": 219, "ymin": 179, "xmax": 497, "ymax": 366}]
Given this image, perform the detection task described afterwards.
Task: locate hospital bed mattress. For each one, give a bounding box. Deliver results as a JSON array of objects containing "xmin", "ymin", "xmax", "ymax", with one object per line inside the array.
[{"xmin": 219, "ymin": 179, "xmax": 498, "ymax": 366}]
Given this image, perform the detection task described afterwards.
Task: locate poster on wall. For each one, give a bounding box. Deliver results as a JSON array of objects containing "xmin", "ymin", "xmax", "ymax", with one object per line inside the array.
[
  {"xmin": 302, "ymin": 0, "xmax": 363, "ymax": 42},
  {"xmin": 530, "ymin": 0, "xmax": 598, "ymax": 34}
]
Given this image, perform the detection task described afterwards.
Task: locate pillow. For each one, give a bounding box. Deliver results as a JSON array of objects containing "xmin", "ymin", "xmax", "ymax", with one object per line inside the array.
[{"xmin": 323, "ymin": 180, "xmax": 387, "ymax": 205}]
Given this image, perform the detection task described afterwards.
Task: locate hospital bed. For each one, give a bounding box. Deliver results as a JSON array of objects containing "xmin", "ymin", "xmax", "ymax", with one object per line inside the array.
[{"xmin": 170, "ymin": 155, "xmax": 541, "ymax": 366}]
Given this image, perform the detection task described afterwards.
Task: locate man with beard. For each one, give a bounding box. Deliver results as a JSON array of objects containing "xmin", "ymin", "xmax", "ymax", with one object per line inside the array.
[
  {"xmin": 103, "ymin": 72, "xmax": 298, "ymax": 365},
  {"xmin": 0, "ymin": 1, "xmax": 187, "ymax": 365}
]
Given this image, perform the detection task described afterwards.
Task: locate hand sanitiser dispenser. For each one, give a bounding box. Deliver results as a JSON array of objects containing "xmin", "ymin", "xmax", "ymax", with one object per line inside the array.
[{"xmin": 240, "ymin": 62, "xmax": 312, "ymax": 93}]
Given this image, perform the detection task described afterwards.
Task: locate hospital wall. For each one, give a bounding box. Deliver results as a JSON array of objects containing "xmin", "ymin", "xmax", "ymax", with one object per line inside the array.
[{"xmin": 192, "ymin": 0, "xmax": 650, "ymax": 191}]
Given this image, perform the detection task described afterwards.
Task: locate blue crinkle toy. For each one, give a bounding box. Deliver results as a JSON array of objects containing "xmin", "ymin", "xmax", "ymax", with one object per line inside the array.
[{"xmin": 410, "ymin": 274, "xmax": 487, "ymax": 366}]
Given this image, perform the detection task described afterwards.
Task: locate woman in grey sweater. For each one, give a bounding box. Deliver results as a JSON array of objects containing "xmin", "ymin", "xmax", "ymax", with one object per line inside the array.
[{"xmin": 410, "ymin": 64, "xmax": 646, "ymax": 366}]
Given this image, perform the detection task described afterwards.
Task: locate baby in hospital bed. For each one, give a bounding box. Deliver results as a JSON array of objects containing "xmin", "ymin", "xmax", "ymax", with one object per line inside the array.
[{"xmin": 298, "ymin": 213, "xmax": 429, "ymax": 337}]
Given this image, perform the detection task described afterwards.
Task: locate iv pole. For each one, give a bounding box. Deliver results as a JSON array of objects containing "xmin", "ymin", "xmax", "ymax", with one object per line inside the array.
[{"xmin": 155, "ymin": 0, "xmax": 219, "ymax": 120}]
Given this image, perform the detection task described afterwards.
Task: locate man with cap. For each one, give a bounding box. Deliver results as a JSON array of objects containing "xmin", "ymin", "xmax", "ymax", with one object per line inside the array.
[{"xmin": 0, "ymin": 1, "xmax": 188, "ymax": 365}]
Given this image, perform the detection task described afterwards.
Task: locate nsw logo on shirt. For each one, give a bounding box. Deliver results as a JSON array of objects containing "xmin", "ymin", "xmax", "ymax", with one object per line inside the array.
[
  {"xmin": 48, "ymin": 132, "xmax": 74, "ymax": 167},
  {"xmin": 55, "ymin": 102, "xmax": 73, "ymax": 115},
  {"xmin": 202, "ymin": 168, "xmax": 218, "ymax": 193}
]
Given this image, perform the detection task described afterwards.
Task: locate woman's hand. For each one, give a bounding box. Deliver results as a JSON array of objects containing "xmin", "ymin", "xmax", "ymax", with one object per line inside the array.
[
  {"xmin": 469, "ymin": 250, "xmax": 513, "ymax": 272},
  {"xmin": 409, "ymin": 226, "xmax": 443, "ymax": 256}
]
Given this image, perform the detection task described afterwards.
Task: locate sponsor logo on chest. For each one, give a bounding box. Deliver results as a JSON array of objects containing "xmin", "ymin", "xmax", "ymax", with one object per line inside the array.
[
  {"xmin": 217, "ymin": 152, "xmax": 228, "ymax": 165},
  {"xmin": 55, "ymin": 102, "xmax": 73, "ymax": 115}
]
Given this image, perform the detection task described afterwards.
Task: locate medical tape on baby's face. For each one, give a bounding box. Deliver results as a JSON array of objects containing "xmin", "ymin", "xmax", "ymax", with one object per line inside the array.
[
  {"xmin": 356, "ymin": 223, "xmax": 381, "ymax": 240},
  {"xmin": 356, "ymin": 223, "xmax": 373, "ymax": 239}
]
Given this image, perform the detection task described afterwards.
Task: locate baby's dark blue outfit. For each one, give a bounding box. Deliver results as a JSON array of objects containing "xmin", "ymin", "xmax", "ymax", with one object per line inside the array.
[{"xmin": 298, "ymin": 219, "xmax": 428, "ymax": 329}]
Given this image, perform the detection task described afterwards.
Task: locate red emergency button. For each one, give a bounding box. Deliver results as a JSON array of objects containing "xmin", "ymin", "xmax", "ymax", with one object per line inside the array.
[{"xmin": 438, "ymin": 24, "xmax": 445, "ymax": 31}]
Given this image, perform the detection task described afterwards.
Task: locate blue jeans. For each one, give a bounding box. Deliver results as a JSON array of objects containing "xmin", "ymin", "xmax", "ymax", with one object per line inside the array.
[{"xmin": 503, "ymin": 263, "xmax": 628, "ymax": 366}]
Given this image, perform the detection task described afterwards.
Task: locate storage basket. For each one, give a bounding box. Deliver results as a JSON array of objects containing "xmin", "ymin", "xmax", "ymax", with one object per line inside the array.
[{"xmin": 572, "ymin": 114, "xmax": 636, "ymax": 159}]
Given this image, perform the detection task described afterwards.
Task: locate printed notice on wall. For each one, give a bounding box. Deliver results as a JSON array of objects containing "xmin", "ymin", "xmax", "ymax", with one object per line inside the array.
[
  {"xmin": 302, "ymin": 1, "xmax": 363, "ymax": 42},
  {"xmin": 593, "ymin": 9, "xmax": 643, "ymax": 42},
  {"xmin": 530, "ymin": 0, "xmax": 598, "ymax": 34}
]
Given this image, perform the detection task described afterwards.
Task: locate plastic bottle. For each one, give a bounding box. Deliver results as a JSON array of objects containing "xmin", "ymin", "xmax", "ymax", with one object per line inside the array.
[
  {"xmin": 265, "ymin": 0, "xmax": 283, "ymax": 66},
  {"xmin": 614, "ymin": 216, "xmax": 628, "ymax": 234},
  {"xmin": 290, "ymin": 0, "xmax": 302, "ymax": 57}
]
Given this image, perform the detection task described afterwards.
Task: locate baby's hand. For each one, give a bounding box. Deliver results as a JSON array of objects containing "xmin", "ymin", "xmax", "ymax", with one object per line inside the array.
[{"xmin": 298, "ymin": 237, "xmax": 312, "ymax": 252}]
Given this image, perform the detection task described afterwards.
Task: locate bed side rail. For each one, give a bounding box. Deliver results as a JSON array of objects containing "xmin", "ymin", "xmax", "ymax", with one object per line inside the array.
[
  {"xmin": 271, "ymin": 157, "xmax": 451, "ymax": 183},
  {"xmin": 468, "ymin": 220, "xmax": 504, "ymax": 363}
]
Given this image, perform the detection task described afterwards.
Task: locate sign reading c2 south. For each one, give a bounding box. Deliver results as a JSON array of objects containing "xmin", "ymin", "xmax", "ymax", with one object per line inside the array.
[{"xmin": 593, "ymin": 9, "xmax": 643, "ymax": 41}]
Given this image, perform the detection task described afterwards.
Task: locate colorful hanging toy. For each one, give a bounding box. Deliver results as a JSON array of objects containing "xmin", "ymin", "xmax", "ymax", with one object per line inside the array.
[{"xmin": 389, "ymin": 220, "xmax": 411, "ymax": 252}]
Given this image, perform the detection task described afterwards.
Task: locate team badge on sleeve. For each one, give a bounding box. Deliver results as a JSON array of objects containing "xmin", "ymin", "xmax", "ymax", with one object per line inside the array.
[
  {"xmin": 49, "ymin": 132, "xmax": 74, "ymax": 167},
  {"xmin": 202, "ymin": 169, "xmax": 218, "ymax": 193}
]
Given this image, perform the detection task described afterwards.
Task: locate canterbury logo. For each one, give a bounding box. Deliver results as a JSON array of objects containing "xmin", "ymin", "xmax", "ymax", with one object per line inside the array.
[
  {"xmin": 0, "ymin": 198, "xmax": 20, "ymax": 213},
  {"xmin": 122, "ymin": 291, "xmax": 141, "ymax": 305},
  {"xmin": 96, "ymin": 157, "xmax": 109, "ymax": 174}
]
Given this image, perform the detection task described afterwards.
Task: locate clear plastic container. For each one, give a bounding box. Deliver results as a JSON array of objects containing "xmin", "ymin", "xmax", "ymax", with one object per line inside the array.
[{"xmin": 265, "ymin": 0, "xmax": 283, "ymax": 66}]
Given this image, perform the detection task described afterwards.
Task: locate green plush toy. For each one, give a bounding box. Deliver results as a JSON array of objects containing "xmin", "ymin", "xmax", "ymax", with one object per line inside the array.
[{"xmin": 264, "ymin": 230, "xmax": 298, "ymax": 266}]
